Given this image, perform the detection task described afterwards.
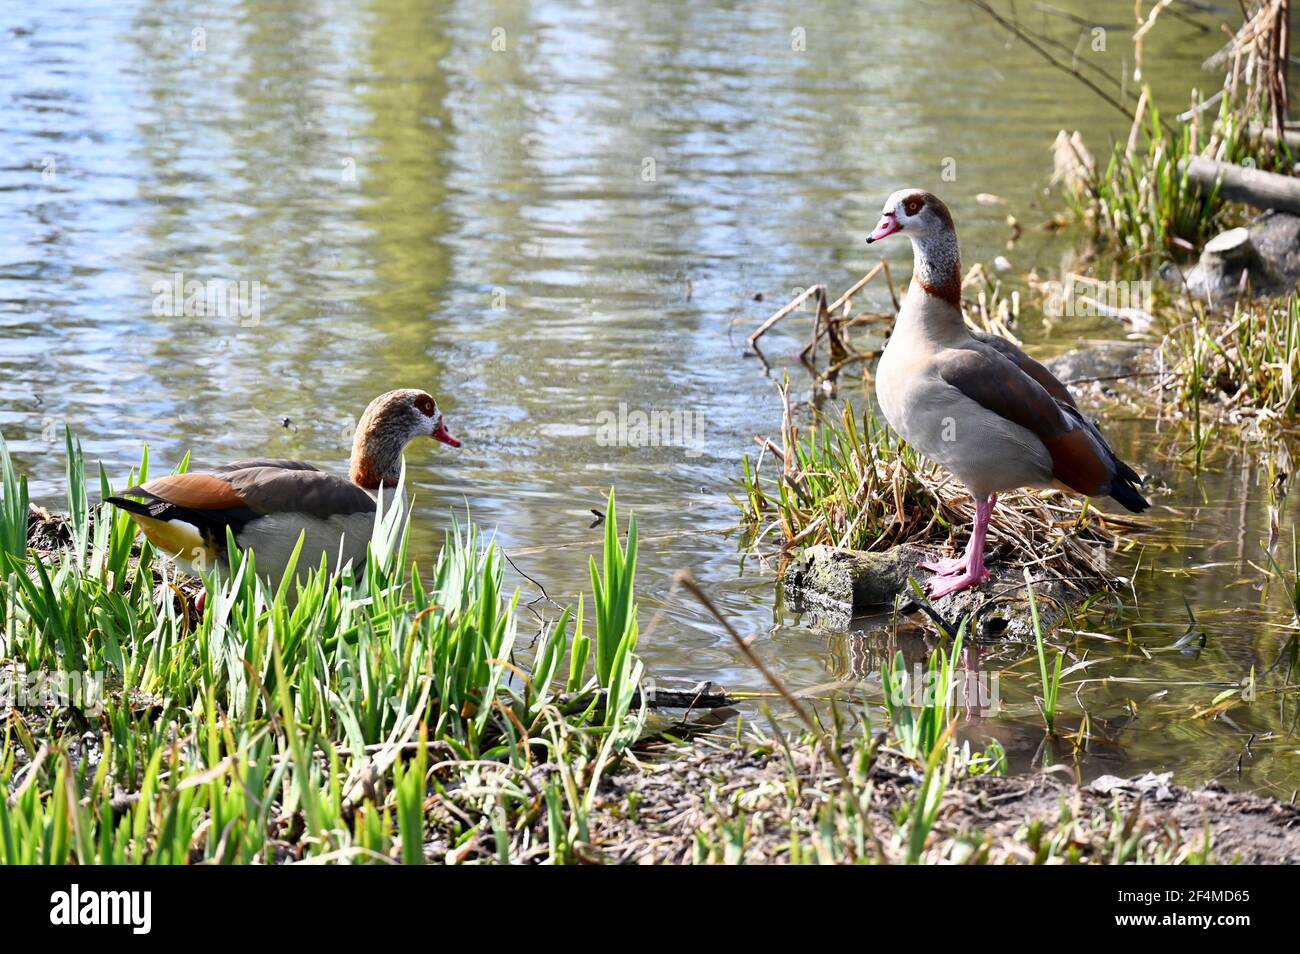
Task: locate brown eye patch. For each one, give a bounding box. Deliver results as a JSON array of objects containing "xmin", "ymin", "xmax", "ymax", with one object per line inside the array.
[
  {"xmin": 416, "ymin": 396, "xmax": 436, "ymax": 416},
  {"xmin": 903, "ymin": 197, "xmax": 923, "ymax": 215}
]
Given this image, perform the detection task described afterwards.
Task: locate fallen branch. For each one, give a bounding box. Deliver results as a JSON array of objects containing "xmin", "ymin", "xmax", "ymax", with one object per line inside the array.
[
  {"xmin": 1250, "ymin": 121, "xmax": 1300, "ymax": 150},
  {"xmin": 748, "ymin": 284, "xmax": 824, "ymax": 349},
  {"xmin": 1181, "ymin": 155, "xmax": 1300, "ymax": 214}
]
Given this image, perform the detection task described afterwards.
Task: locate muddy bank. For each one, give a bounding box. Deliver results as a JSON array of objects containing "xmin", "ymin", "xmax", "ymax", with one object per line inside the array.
[
  {"xmin": 26, "ymin": 504, "xmax": 74, "ymax": 557},
  {"xmin": 588, "ymin": 741, "xmax": 1300, "ymax": 864}
]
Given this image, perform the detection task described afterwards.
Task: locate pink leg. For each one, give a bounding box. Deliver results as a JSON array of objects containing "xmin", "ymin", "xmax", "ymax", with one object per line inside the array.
[
  {"xmin": 926, "ymin": 496, "xmax": 993, "ymax": 598},
  {"xmin": 921, "ymin": 493, "xmax": 999, "ymax": 577},
  {"xmin": 919, "ymin": 553, "xmax": 967, "ymax": 576}
]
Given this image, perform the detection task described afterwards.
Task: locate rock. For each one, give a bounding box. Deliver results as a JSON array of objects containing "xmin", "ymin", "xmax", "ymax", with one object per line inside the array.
[
  {"xmin": 782, "ymin": 543, "xmax": 1082, "ymax": 639},
  {"xmin": 1245, "ymin": 209, "xmax": 1300, "ymax": 277},
  {"xmin": 1168, "ymin": 210, "xmax": 1300, "ymax": 302},
  {"xmin": 1040, "ymin": 341, "xmax": 1153, "ymax": 404},
  {"xmin": 783, "ymin": 543, "xmax": 923, "ymax": 608},
  {"xmin": 1044, "ymin": 341, "xmax": 1149, "ymax": 387}
]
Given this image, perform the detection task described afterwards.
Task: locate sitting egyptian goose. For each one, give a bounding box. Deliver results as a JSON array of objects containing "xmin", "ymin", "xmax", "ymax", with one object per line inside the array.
[
  {"xmin": 866, "ymin": 189, "xmax": 1148, "ymax": 598},
  {"xmin": 107, "ymin": 389, "xmax": 460, "ymax": 597}
]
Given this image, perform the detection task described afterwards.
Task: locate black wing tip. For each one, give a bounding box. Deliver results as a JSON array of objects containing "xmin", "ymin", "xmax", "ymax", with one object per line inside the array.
[
  {"xmin": 1109, "ymin": 476, "xmax": 1151, "ymax": 514},
  {"xmin": 105, "ymin": 494, "xmax": 152, "ymax": 516},
  {"xmin": 1113, "ymin": 457, "xmax": 1142, "ymax": 486}
]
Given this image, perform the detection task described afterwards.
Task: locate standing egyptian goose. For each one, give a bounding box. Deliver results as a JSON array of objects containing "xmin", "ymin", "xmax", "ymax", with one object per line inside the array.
[
  {"xmin": 107, "ymin": 389, "xmax": 461, "ymax": 594},
  {"xmin": 866, "ymin": 189, "xmax": 1148, "ymax": 598}
]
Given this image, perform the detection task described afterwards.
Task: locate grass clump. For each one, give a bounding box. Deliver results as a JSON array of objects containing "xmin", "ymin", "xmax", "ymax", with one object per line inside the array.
[
  {"xmin": 0, "ymin": 433, "xmax": 1277, "ymax": 865},
  {"xmin": 737, "ymin": 398, "xmax": 931, "ymax": 553},
  {"xmin": 1160, "ymin": 295, "xmax": 1300, "ymax": 431},
  {"xmin": 880, "ymin": 626, "xmax": 965, "ymax": 763},
  {"xmin": 0, "ymin": 435, "xmax": 644, "ymax": 864},
  {"xmin": 1065, "ymin": 98, "xmax": 1258, "ymax": 259}
]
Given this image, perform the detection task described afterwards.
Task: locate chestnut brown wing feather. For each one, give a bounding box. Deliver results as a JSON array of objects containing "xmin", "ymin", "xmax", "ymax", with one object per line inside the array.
[
  {"xmin": 968, "ymin": 335, "xmax": 1147, "ymax": 491},
  {"xmin": 934, "ymin": 346, "xmax": 1070, "ymax": 442},
  {"xmin": 133, "ymin": 473, "xmax": 245, "ymax": 510}
]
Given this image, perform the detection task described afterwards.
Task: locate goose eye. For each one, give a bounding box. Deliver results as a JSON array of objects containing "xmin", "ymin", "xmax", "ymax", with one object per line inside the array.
[
  {"xmin": 417, "ymin": 397, "xmax": 435, "ymax": 416},
  {"xmin": 904, "ymin": 199, "xmax": 922, "ymax": 215}
]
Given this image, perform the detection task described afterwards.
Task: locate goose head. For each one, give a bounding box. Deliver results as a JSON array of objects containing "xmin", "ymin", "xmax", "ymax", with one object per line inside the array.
[
  {"xmin": 349, "ymin": 388, "xmax": 460, "ymax": 490},
  {"xmin": 866, "ymin": 189, "xmax": 955, "ymax": 244},
  {"xmin": 866, "ymin": 189, "xmax": 962, "ymax": 309}
]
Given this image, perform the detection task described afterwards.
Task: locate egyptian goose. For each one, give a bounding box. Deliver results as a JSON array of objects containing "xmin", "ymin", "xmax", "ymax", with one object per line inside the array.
[
  {"xmin": 107, "ymin": 389, "xmax": 460, "ymax": 598},
  {"xmin": 866, "ymin": 189, "xmax": 1148, "ymax": 598}
]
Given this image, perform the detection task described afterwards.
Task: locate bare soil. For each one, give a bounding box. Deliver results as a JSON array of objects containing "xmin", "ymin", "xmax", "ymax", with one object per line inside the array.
[{"xmin": 587, "ymin": 740, "xmax": 1300, "ymax": 864}]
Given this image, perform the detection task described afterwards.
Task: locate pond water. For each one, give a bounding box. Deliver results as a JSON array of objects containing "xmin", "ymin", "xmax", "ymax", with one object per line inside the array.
[{"xmin": 3, "ymin": 0, "xmax": 1298, "ymax": 796}]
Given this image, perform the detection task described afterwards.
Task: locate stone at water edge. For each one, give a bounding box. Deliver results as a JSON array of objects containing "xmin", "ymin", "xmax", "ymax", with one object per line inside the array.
[
  {"xmin": 781, "ymin": 543, "xmax": 1080, "ymax": 639},
  {"xmin": 1042, "ymin": 341, "xmax": 1151, "ymax": 402},
  {"xmin": 1165, "ymin": 209, "xmax": 1300, "ymax": 302},
  {"xmin": 1203, "ymin": 226, "xmax": 1256, "ymax": 263}
]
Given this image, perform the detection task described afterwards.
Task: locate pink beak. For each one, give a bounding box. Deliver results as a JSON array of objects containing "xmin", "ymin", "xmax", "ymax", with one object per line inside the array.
[
  {"xmin": 432, "ymin": 419, "xmax": 461, "ymax": 448},
  {"xmin": 866, "ymin": 212, "xmax": 902, "ymax": 244}
]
